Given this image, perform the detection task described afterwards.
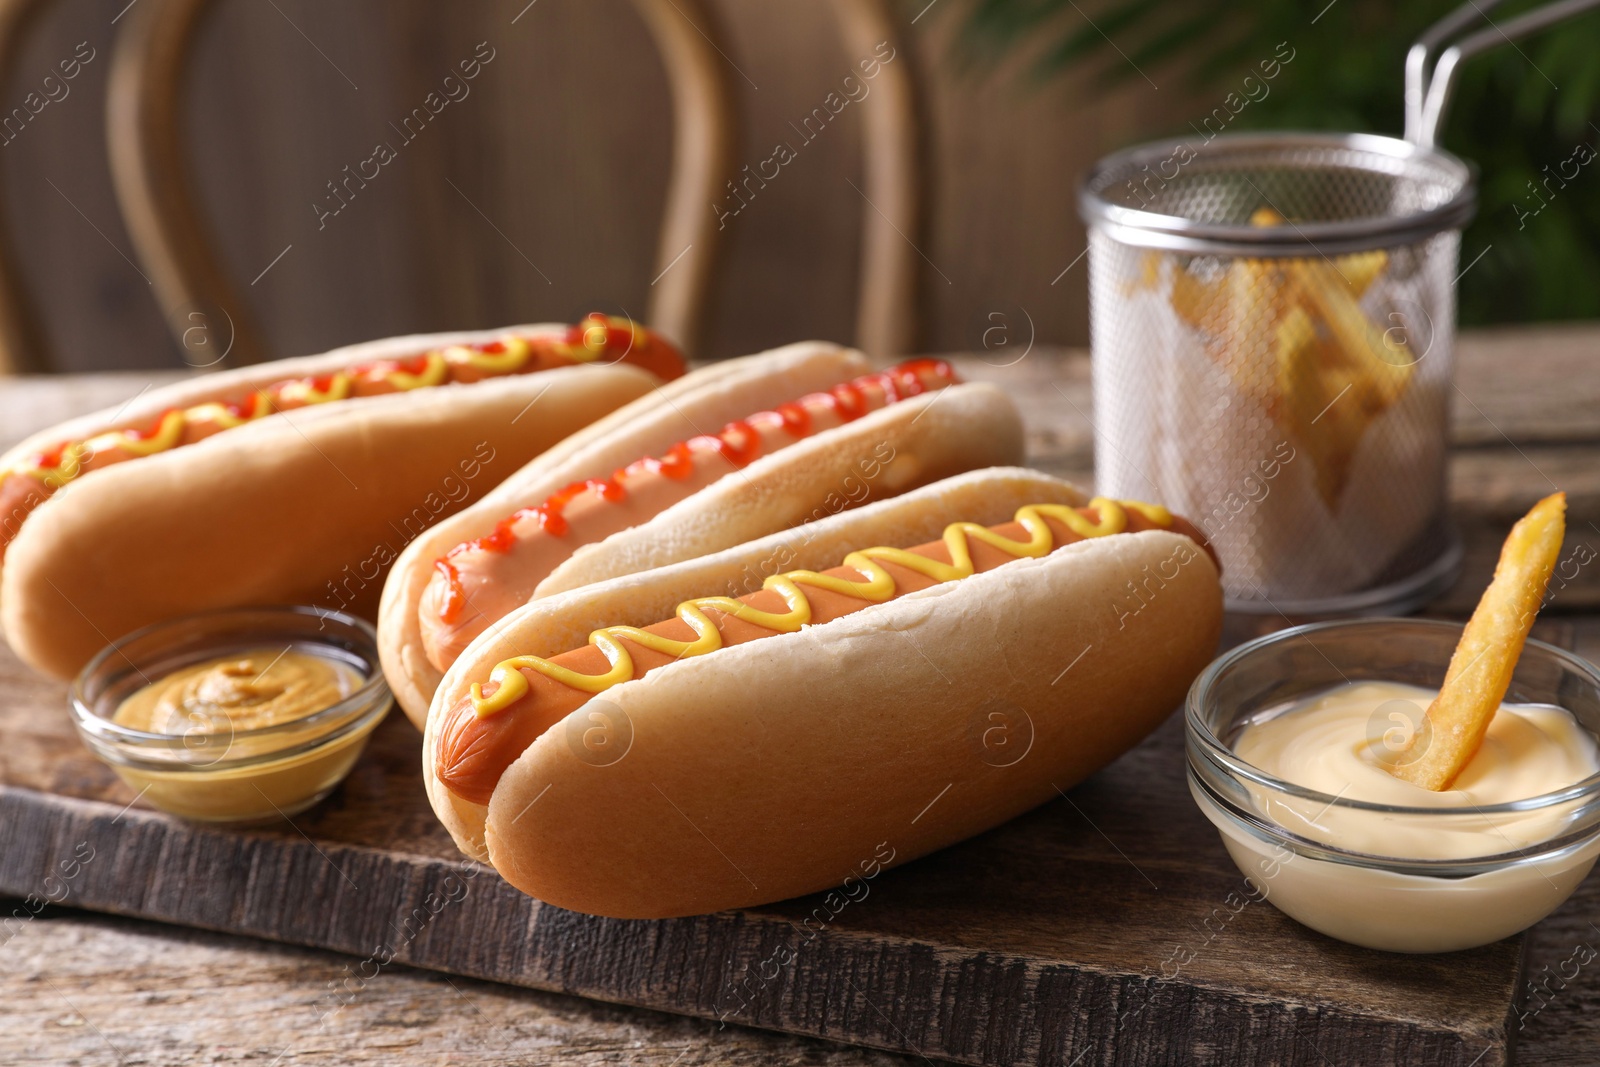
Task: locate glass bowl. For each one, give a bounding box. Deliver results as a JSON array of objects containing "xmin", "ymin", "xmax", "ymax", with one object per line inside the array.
[
  {"xmin": 1187, "ymin": 618, "xmax": 1600, "ymax": 952},
  {"xmin": 69, "ymin": 606, "xmax": 392, "ymax": 824}
]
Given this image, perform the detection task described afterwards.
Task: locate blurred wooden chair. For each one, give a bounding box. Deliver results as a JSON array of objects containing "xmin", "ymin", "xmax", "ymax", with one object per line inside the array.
[
  {"xmin": 829, "ymin": 0, "xmax": 921, "ymax": 358},
  {"xmin": 0, "ymin": 0, "xmax": 60, "ymax": 374},
  {"xmin": 105, "ymin": 0, "xmax": 921, "ymax": 367}
]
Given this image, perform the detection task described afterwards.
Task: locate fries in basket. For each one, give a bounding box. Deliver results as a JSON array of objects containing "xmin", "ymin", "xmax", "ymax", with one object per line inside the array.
[{"xmin": 1134, "ymin": 207, "xmax": 1415, "ymax": 510}]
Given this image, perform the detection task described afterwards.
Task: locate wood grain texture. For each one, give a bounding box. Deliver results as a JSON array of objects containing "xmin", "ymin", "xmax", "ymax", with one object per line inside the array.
[
  {"xmin": 828, "ymin": 0, "xmax": 920, "ymax": 357},
  {"xmin": 0, "ymin": 907, "xmax": 916, "ymax": 1066}
]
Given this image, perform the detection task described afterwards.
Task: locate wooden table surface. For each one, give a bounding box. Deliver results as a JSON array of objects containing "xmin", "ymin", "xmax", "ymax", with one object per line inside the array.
[{"xmin": 4, "ymin": 325, "xmax": 1600, "ymax": 1065}]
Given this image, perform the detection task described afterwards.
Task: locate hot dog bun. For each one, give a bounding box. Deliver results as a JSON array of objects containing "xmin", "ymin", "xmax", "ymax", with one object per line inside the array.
[
  {"xmin": 379, "ymin": 343, "xmax": 874, "ymax": 724},
  {"xmin": 423, "ymin": 468, "xmax": 1223, "ymax": 917},
  {"xmin": 1, "ymin": 360, "xmax": 658, "ymax": 679}
]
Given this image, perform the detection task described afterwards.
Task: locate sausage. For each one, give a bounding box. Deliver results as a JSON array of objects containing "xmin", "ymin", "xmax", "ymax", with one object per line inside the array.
[
  {"xmin": 434, "ymin": 500, "xmax": 1214, "ymax": 805},
  {"xmin": 0, "ymin": 473, "xmax": 47, "ymax": 551},
  {"xmin": 416, "ymin": 360, "xmax": 958, "ymax": 673}
]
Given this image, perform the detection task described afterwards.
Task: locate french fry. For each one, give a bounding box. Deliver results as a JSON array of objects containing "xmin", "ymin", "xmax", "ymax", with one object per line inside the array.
[
  {"xmin": 1334, "ymin": 248, "xmax": 1389, "ymax": 297},
  {"xmin": 1170, "ymin": 207, "xmax": 1287, "ymax": 406},
  {"xmin": 1276, "ymin": 301, "xmax": 1318, "ymax": 357},
  {"xmin": 1171, "ymin": 265, "xmax": 1227, "ymax": 331},
  {"xmin": 1237, "ymin": 210, "xmax": 1290, "ymax": 382},
  {"xmin": 1275, "ymin": 306, "xmax": 1373, "ymax": 508},
  {"xmin": 1292, "ymin": 258, "xmax": 1413, "ymax": 407},
  {"xmin": 1217, "ymin": 256, "xmax": 1290, "ymax": 406},
  {"xmin": 1271, "ymin": 249, "xmax": 1410, "ymax": 508},
  {"xmin": 1391, "ymin": 493, "xmax": 1568, "ymax": 790}
]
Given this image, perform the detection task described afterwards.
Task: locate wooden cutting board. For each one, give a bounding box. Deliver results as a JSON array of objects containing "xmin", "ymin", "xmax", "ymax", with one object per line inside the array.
[{"xmin": 0, "ymin": 628, "xmax": 1524, "ymax": 1067}]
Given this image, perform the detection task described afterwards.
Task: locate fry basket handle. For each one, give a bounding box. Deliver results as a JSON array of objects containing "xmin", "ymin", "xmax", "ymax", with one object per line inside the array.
[{"xmin": 1405, "ymin": 0, "xmax": 1600, "ymax": 148}]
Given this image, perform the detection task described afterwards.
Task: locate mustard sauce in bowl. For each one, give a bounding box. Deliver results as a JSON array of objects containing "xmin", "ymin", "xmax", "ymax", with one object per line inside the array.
[{"xmin": 70, "ymin": 608, "xmax": 392, "ymax": 824}]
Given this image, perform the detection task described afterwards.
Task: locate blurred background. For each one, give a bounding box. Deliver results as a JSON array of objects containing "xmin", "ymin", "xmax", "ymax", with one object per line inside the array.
[{"xmin": 4, "ymin": 0, "xmax": 1596, "ymax": 372}]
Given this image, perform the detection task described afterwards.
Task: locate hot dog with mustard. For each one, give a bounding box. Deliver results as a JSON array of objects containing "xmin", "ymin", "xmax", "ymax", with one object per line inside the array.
[{"xmin": 423, "ymin": 467, "xmax": 1223, "ymax": 918}]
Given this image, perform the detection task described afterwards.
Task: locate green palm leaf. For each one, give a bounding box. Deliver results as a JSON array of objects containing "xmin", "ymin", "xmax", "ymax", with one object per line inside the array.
[{"xmin": 929, "ymin": 0, "xmax": 1600, "ymax": 325}]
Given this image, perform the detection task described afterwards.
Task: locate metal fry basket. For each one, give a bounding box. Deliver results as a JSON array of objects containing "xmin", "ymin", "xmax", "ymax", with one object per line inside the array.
[{"xmin": 1077, "ymin": 0, "xmax": 1598, "ymax": 615}]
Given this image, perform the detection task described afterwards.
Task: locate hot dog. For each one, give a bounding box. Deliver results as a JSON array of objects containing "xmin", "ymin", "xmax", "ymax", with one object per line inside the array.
[
  {"xmin": 0, "ymin": 314, "xmax": 677, "ymax": 565},
  {"xmin": 422, "ymin": 467, "xmax": 1224, "ymax": 918},
  {"xmin": 379, "ymin": 343, "xmax": 1026, "ymax": 727},
  {"xmin": 0, "ymin": 317, "xmax": 682, "ymax": 679}
]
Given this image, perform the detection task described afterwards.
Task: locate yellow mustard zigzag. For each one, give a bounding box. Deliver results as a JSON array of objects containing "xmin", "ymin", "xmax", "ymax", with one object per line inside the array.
[
  {"xmin": 468, "ymin": 497, "xmax": 1172, "ymax": 717},
  {"xmin": 3, "ymin": 336, "xmax": 545, "ymax": 490}
]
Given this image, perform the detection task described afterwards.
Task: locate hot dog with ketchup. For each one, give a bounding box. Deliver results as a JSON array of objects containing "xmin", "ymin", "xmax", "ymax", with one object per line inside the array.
[
  {"xmin": 1, "ymin": 317, "xmax": 681, "ymax": 679},
  {"xmin": 423, "ymin": 468, "xmax": 1223, "ymax": 919},
  {"xmin": 419, "ymin": 358, "xmax": 959, "ymax": 673},
  {"xmin": 380, "ymin": 343, "xmax": 1026, "ymax": 727}
]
